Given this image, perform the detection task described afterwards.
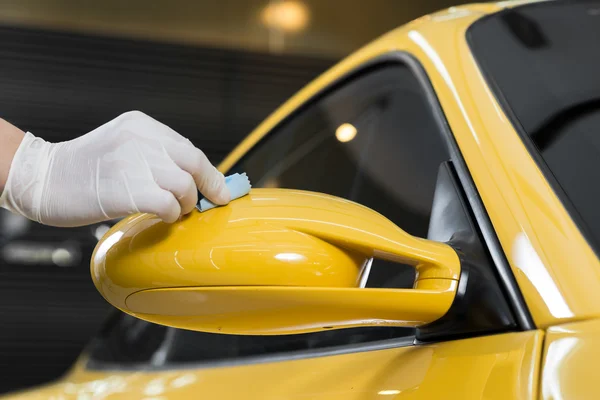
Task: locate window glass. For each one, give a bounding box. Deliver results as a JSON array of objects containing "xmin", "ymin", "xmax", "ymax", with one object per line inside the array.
[
  {"xmin": 231, "ymin": 64, "xmax": 449, "ymax": 288},
  {"xmin": 88, "ymin": 63, "xmax": 451, "ymax": 367},
  {"xmin": 234, "ymin": 65, "xmax": 448, "ymax": 238}
]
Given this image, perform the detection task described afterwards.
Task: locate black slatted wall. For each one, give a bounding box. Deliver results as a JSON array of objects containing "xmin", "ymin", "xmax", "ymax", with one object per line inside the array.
[{"xmin": 0, "ymin": 25, "xmax": 333, "ymax": 393}]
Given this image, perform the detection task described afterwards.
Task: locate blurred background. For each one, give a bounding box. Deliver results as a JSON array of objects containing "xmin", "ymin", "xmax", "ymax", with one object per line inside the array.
[{"xmin": 0, "ymin": 0, "xmax": 464, "ymax": 393}]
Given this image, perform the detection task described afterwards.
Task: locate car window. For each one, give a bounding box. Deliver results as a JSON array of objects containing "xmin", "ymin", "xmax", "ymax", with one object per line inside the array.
[
  {"xmin": 231, "ymin": 64, "xmax": 450, "ymax": 288},
  {"xmin": 88, "ymin": 63, "xmax": 451, "ymax": 368}
]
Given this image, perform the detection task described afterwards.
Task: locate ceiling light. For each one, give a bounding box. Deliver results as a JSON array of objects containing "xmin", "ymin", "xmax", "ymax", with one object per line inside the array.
[
  {"xmin": 261, "ymin": 1, "xmax": 309, "ymax": 33},
  {"xmin": 335, "ymin": 123, "xmax": 357, "ymax": 142}
]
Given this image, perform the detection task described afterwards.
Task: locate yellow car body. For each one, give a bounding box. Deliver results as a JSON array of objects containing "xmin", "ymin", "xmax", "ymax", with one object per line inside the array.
[{"xmin": 5, "ymin": 0, "xmax": 600, "ymax": 398}]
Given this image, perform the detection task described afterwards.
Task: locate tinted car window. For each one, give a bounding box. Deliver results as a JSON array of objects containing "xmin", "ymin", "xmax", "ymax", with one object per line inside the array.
[
  {"xmin": 234, "ymin": 65, "xmax": 447, "ymax": 238},
  {"xmin": 468, "ymin": 1, "xmax": 600, "ymax": 254},
  {"xmin": 231, "ymin": 65, "xmax": 449, "ymax": 288},
  {"xmin": 88, "ymin": 63, "xmax": 451, "ymax": 367}
]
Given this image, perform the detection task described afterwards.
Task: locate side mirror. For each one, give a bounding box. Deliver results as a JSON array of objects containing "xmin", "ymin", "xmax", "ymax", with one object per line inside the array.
[{"xmin": 91, "ymin": 189, "xmax": 460, "ymax": 335}]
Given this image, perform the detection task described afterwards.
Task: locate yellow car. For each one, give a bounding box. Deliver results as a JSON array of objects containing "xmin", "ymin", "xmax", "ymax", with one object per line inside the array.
[{"xmin": 6, "ymin": 0, "xmax": 600, "ymax": 398}]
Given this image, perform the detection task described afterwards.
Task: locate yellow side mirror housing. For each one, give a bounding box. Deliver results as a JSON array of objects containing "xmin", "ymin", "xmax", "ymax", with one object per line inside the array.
[{"xmin": 91, "ymin": 189, "xmax": 460, "ymax": 335}]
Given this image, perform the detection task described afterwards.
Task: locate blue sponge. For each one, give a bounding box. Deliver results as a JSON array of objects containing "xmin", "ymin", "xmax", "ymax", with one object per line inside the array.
[{"xmin": 197, "ymin": 172, "xmax": 252, "ymax": 212}]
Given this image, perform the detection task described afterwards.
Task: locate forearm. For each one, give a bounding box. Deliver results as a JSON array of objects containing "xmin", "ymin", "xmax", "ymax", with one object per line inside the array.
[{"xmin": 0, "ymin": 119, "xmax": 25, "ymax": 194}]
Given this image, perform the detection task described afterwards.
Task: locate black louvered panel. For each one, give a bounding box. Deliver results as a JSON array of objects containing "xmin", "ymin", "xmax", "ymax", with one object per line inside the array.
[
  {"xmin": 0, "ymin": 25, "xmax": 333, "ymax": 393},
  {"xmin": 0, "ymin": 25, "xmax": 333, "ymax": 160},
  {"xmin": 0, "ymin": 256, "xmax": 112, "ymax": 393}
]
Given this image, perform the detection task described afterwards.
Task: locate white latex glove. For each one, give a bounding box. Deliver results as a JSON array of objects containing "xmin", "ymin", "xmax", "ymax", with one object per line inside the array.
[{"xmin": 0, "ymin": 111, "xmax": 230, "ymax": 227}]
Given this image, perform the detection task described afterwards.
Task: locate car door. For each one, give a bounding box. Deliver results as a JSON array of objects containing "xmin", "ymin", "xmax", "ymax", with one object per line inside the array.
[{"xmin": 68, "ymin": 55, "xmax": 544, "ymax": 400}]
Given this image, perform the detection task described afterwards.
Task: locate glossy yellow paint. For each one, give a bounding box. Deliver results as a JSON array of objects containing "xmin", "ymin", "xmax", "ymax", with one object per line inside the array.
[
  {"xmin": 3, "ymin": 330, "xmax": 543, "ymax": 400},
  {"xmin": 126, "ymin": 280, "xmax": 458, "ymax": 334},
  {"xmin": 219, "ymin": 0, "xmax": 600, "ymax": 328},
  {"xmin": 91, "ymin": 188, "xmax": 460, "ymax": 334},
  {"xmin": 442, "ymin": 7, "xmax": 600, "ymax": 328},
  {"xmin": 541, "ymin": 318, "xmax": 600, "ymax": 399}
]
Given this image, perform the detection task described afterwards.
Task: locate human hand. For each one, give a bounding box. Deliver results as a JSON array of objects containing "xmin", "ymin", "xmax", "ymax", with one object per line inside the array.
[{"xmin": 0, "ymin": 111, "xmax": 230, "ymax": 227}]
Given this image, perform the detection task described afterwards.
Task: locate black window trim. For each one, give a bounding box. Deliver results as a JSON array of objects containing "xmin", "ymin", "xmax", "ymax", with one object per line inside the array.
[
  {"xmin": 85, "ymin": 51, "xmax": 534, "ymax": 372},
  {"xmin": 85, "ymin": 335, "xmax": 416, "ymax": 372},
  {"xmin": 396, "ymin": 52, "xmax": 534, "ymax": 331}
]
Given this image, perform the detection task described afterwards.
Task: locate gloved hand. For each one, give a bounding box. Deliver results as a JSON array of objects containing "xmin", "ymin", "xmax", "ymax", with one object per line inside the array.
[{"xmin": 0, "ymin": 111, "xmax": 230, "ymax": 227}]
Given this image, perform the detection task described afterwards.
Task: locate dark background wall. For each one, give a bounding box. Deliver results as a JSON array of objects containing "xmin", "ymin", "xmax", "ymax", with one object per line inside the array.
[{"xmin": 0, "ymin": 25, "xmax": 333, "ymax": 393}]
